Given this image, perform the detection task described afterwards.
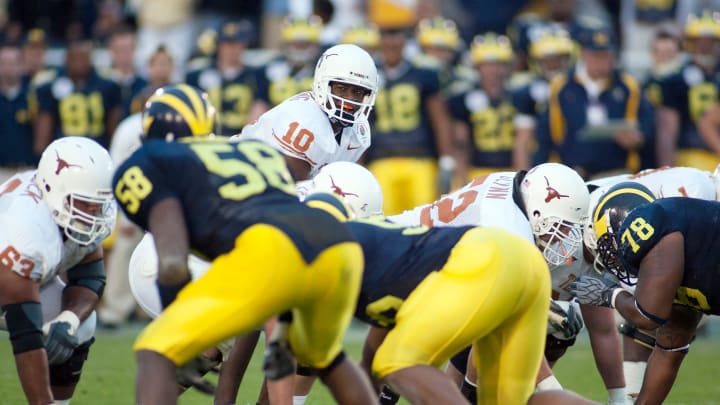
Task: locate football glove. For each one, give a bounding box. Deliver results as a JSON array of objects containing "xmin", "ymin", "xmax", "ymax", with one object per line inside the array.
[
  {"xmin": 437, "ymin": 155, "xmax": 456, "ymax": 195},
  {"xmin": 570, "ymin": 274, "xmax": 622, "ymax": 307},
  {"xmin": 548, "ymin": 300, "xmax": 584, "ymax": 340},
  {"xmin": 263, "ymin": 339, "xmax": 295, "ymax": 380},
  {"xmin": 176, "ymin": 355, "xmax": 218, "ymax": 395},
  {"xmin": 42, "ymin": 310, "xmax": 80, "ymax": 365}
]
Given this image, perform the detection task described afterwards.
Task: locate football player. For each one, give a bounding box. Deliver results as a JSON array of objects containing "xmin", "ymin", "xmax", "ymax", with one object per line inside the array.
[
  {"xmin": 185, "ymin": 21, "xmax": 269, "ymax": 136},
  {"xmin": 34, "ymin": 39, "xmax": 122, "ymax": 152},
  {"xmin": 0, "ymin": 137, "xmax": 116, "ymax": 405},
  {"xmin": 571, "ymin": 182, "xmax": 720, "ymax": 404},
  {"xmin": 259, "ymin": 16, "xmax": 324, "ymax": 107},
  {"xmin": 365, "ymin": 24, "xmax": 456, "ymax": 213},
  {"xmin": 448, "ymin": 33, "xmax": 520, "ymax": 179},
  {"xmin": 239, "ymin": 43, "xmax": 378, "ymax": 181},
  {"xmin": 113, "ymin": 84, "xmax": 377, "ymax": 405},
  {"xmin": 655, "ymin": 10, "xmax": 720, "ymax": 170},
  {"xmin": 511, "ymin": 26, "xmax": 575, "ymax": 170},
  {"xmin": 388, "ymin": 163, "xmax": 624, "ymax": 400},
  {"xmin": 581, "ymin": 165, "xmax": 718, "ymax": 399}
]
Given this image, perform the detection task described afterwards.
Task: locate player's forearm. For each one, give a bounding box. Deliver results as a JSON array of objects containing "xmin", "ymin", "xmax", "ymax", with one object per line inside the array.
[
  {"xmin": 426, "ymin": 95, "xmax": 455, "ymax": 157},
  {"xmin": 697, "ymin": 104, "xmax": 720, "ymax": 155},
  {"xmin": 615, "ymin": 292, "xmax": 661, "ymax": 332},
  {"xmin": 635, "ymin": 349, "xmax": 685, "ymax": 405},
  {"xmin": 654, "ymin": 108, "xmax": 679, "ymax": 166},
  {"xmin": 61, "ymin": 285, "xmax": 100, "ymax": 321},
  {"xmin": 585, "ymin": 317, "xmax": 625, "ymax": 388},
  {"xmin": 33, "ymin": 113, "xmax": 53, "ymax": 156},
  {"xmin": 15, "ymin": 349, "xmax": 53, "ymax": 405}
]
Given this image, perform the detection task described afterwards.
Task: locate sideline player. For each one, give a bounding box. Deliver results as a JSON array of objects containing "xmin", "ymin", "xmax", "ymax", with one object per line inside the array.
[
  {"xmin": 112, "ymin": 84, "xmax": 377, "ymax": 405},
  {"xmin": 239, "ymin": 43, "xmax": 378, "ymax": 180},
  {"xmin": 0, "ymin": 137, "xmax": 116, "ymax": 404}
]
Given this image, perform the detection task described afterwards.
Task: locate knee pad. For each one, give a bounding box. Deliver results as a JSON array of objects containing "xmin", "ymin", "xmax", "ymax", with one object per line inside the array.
[
  {"xmin": 544, "ymin": 335, "xmax": 575, "ymax": 362},
  {"xmin": 50, "ymin": 337, "xmax": 95, "ymax": 387}
]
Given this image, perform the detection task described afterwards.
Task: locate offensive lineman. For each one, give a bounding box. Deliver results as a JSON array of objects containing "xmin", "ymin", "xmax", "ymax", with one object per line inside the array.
[{"xmin": 0, "ymin": 137, "xmax": 116, "ymax": 404}]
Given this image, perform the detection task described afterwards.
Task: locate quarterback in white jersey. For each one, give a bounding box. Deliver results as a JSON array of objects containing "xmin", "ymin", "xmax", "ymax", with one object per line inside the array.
[
  {"xmin": 0, "ymin": 137, "xmax": 115, "ymax": 405},
  {"xmin": 239, "ymin": 43, "xmax": 378, "ymax": 180}
]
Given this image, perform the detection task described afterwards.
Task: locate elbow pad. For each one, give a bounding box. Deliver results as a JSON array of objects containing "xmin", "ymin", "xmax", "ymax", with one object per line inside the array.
[
  {"xmin": 2, "ymin": 301, "xmax": 44, "ymax": 354},
  {"xmin": 67, "ymin": 259, "xmax": 106, "ymax": 298}
]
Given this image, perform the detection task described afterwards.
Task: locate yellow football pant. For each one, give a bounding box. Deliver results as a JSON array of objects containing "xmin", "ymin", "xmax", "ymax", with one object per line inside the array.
[
  {"xmin": 373, "ymin": 227, "xmax": 551, "ymax": 405},
  {"xmin": 367, "ymin": 157, "xmax": 438, "ymax": 216},
  {"xmin": 676, "ymin": 149, "xmax": 719, "ymax": 172},
  {"xmin": 133, "ymin": 224, "xmax": 363, "ymax": 369}
]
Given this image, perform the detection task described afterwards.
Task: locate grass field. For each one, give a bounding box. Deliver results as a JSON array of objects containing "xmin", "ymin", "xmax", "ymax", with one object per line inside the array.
[{"xmin": 1, "ymin": 321, "xmax": 719, "ymax": 404}]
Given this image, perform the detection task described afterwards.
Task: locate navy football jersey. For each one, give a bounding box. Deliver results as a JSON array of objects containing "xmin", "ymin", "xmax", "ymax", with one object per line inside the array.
[
  {"xmin": 659, "ymin": 62, "xmax": 720, "ymax": 150},
  {"xmin": 347, "ymin": 218, "xmax": 473, "ymax": 327},
  {"xmin": 449, "ymin": 87, "xmax": 516, "ymax": 168},
  {"xmin": 186, "ymin": 65, "xmax": 267, "ymax": 135},
  {"xmin": 366, "ymin": 61, "xmax": 443, "ymax": 161},
  {"xmin": 618, "ymin": 198, "xmax": 720, "ymax": 314},
  {"xmin": 35, "ymin": 69, "xmax": 121, "ymax": 148},
  {"xmin": 113, "ymin": 138, "xmax": 353, "ymax": 262}
]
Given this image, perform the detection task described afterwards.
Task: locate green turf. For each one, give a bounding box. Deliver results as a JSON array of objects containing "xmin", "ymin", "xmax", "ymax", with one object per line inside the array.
[{"xmin": 0, "ymin": 322, "xmax": 718, "ymax": 404}]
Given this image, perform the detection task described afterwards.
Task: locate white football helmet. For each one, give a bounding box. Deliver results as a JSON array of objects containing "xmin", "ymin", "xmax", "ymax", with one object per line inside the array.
[
  {"xmin": 312, "ymin": 44, "xmax": 378, "ymax": 126},
  {"xmin": 34, "ymin": 137, "xmax": 116, "ymax": 246},
  {"xmin": 520, "ymin": 163, "xmax": 590, "ymax": 266},
  {"xmin": 303, "ymin": 162, "xmax": 383, "ymax": 218}
]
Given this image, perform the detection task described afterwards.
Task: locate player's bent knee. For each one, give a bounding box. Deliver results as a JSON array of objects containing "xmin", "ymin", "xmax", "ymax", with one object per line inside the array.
[
  {"xmin": 50, "ymin": 337, "xmax": 95, "ymax": 387},
  {"xmin": 316, "ymin": 351, "xmax": 346, "ymax": 379}
]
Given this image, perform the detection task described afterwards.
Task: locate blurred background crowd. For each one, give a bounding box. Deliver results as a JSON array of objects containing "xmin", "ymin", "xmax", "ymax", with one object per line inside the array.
[{"xmin": 0, "ymin": 0, "xmax": 719, "ymax": 328}]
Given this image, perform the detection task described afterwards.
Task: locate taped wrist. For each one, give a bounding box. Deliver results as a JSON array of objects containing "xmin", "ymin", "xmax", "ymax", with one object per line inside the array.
[
  {"xmin": 156, "ymin": 278, "xmax": 190, "ymax": 309},
  {"xmin": 67, "ymin": 259, "xmax": 106, "ymax": 298},
  {"xmin": 460, "ymin": 376, "xmax": 478, "ymax": 403},
  {"xmin": 2, "ymin": 301, "xmax": 44, "ymax": 354}
]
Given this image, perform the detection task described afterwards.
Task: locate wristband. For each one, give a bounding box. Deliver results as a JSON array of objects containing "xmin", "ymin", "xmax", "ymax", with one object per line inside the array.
[
  {"xmin": 610, "ymin": 288, "xmax": 626, "ymax": 308},
  {"xmin": 439, "ymin": 155, "xmax": 457, "ymax": 171}
]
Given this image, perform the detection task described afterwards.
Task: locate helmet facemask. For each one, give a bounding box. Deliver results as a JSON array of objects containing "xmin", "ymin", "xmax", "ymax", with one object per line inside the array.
[
  {"xmin": 594, "ymin": 212, "xmax": 635, "ymax": 285},
  {"xmin": 60, "ymin": 191, "xmax": 116, "ymax": 246},
  {"xmin": 321, "ymin": 80, "xmax": 375, "ymax": 127},
  {"xmin": 534, "ymin": 219, "xmax": 584, "ymax": 266}
]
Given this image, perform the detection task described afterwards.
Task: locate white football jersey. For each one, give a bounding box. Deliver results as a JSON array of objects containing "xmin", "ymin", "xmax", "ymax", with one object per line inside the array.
[
  {"xmin": 389, "ymin": 172, "xmax": 535, "ymax": 244},
  {"xmin": 0, "ymin": 172, "xmax": 107, "ymax": 286},
  {"xmin": 238, "ymin": 91, "xmax": 372, "ymax": 178}
]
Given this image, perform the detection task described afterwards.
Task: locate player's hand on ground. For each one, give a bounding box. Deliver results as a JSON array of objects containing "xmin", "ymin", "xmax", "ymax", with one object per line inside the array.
[
  {"xmin": 176, "ymin": 355, "xmax": 218, "ymax": 395},
  {"xmin": 548, "ymin": 300, "xmax": 584, "ymax": 339},
  {"xmin": 42, "ymin": 310, "xmax": 80, "ymax": 365}
]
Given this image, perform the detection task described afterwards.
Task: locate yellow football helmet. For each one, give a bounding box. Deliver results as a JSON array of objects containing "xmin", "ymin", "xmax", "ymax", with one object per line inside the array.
[
  {"xmin": 282, "ymin": 15, "xmax": 323, "ymax": 44},
  {"xmin": 341, "ymin": 24, "xmax": 381, "ymax": 50},
  {"xmin": 470, "ymin": 33, "xmax": 514, "ymax": 64},
  {"xmin": 142, "ymin": 84, "xmax": 217, "ymax": 141},
  {"xmin": 529, "ymin": 29, "xmax": 574, "ymax": 59},
  {"xmin": 416, "ymin": 17, "xmax": 460, "ymax": 51},
  {"xmin": 684, "ymin": 10, "xmax": 720, "ymax": 39}
]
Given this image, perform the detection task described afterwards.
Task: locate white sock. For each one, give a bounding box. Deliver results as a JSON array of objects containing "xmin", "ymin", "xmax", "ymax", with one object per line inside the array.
[
  {"xmin": 535, "ymin": 374, "xmax": 563, "ymax": 392},
  {"xmin": 607, "ymin": 387, "xmax": 628, "ymax": 404},
  {"xmin": 624, "ymin": 361, "xmax": 647, "ymax": 398},
  {"xmin": 293, "ymin": 395, "xmax": 308, "ymax": 405},
  {"xmin": 53, "ymin": 400, "xmax": 71, "ymax": 405}
]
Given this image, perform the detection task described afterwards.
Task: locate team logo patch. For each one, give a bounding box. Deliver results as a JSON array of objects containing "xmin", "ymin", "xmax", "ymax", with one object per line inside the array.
[
  {"xmin": 544, "ymin": 176, "xmax": 569, "ymax": 203},
  {"xmin": 359, "ymin": 123, "xmax": 367, "ymax": 137},
  {"xmin": 330, "ymin": 175, "xmax": 358, "ymax": 198},
  {"xmin": 55, "ymin": 151, "xmax": 81, "ymax": 175}
]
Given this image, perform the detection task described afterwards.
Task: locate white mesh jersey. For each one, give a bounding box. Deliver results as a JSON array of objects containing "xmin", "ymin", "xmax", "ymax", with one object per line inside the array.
[
  {"xmin": 238, "ymin": 91, "xmax": 372, "ymax": 178},
  {"xmin": 389, "ymin": 172, "xmax": 535, "ymax": 244},
  {"xmin": 0, "ymin": 172, "xmax": 108, "ymax": 286}
]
